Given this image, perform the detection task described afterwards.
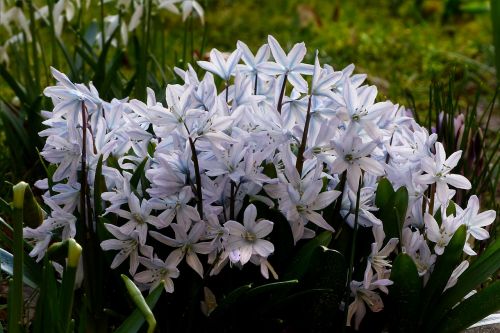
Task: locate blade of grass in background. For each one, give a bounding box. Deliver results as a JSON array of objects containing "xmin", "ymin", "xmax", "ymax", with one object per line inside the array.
[{"xmin": 492, "ymin": 0, "xmax": 500, "ymax": 83}]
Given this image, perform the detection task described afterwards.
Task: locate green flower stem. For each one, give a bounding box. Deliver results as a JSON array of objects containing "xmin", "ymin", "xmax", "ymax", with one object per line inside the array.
[{"xmin": 9, "ymin": 182, "xmax": 29, "ymax": 333}]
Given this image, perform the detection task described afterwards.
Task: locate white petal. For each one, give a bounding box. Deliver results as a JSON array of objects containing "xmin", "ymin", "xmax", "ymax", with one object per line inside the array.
[
  {"xmin": 445, "ymin": 174, "xmax": 471, "ymax": 190},
  {"xmin": 469, "ymin": 227, "xmax": 489, "ymax": 240},
  {"xmin": 358, "ymin": 157, "xmax": 384, "ymax": 176},
  {"xmin": 239, "ymin": 245, "xmax": 253, "ymax": 264},
  {"xmin": 267, "ymin": 35, "xmax": 288, "ymax": 66},
  {"xmin": 445, "ymin": 151, "xmax": 462, "ymax": 170},
  {"xmin": 287, "ymin": 72, "xmax": 308, "ymax": 93},
  {"xmin": 186, "ymin": 251, "xmax": 204, "ymax": 277},
  {"xmin": 310, "ymin": 190, "xmax": 341, "ymax": 210},
  {"xmin": 243, "ymin": 204, "xmax": 257, "ymax": 228},
  {"xmin": 287, "ymin": 42, "xmax": 307, "ymax": 68},
  {"xmin": 257, "ymin": 61, "xmax": 286, "ymax": 75},
  {"xmin": 253, "ymin": 239, "xmax": 275, "ymax": 257},
  {"xmin": 346, "ymin": 165, "xmax": 362, "ymax": 192},
  {"xmin": 303, "ymin": 211, "xmax": 334, "ymax": 232},
  {"xmin": 253, "ymin": 220, "xmax": 274, "ymax": 238},
  {"xmin": 472, "ymin": 210, "xmax": 496, "ymax": 227}
]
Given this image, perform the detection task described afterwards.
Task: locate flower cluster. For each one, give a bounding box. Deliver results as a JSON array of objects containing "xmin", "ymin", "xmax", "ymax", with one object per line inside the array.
[{"xmin": 25, "ymin": 36, "xmax": 496, "ymax": 329}]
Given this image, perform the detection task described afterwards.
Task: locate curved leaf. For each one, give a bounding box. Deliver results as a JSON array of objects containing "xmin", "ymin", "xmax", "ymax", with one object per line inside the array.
[
  {"xmin": 420, "ymin": 225, "xmax": 466, "ymax": 330},
  {"xmin": 436, "ymin": 280, "xmax": 500, "ymax": 333},
  {"xmin": 282, "ymin": 231, "xmax": 333, "ymax": 281},
  {"xmin": 431, "ymin": 237, "xmax": 500, "ymax": 324},
  {"xmin": 114, "ymin": 283, "xmax": 164, "ymax": 333}
]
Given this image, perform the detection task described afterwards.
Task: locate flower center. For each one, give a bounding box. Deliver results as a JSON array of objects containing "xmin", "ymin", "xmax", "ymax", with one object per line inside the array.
[
  {"xmin": 243, "ymin": 231, "xmax": 257, "ymax": 242},
  {"xmin": 132, "ymin": 213, "xmax": 145, "ymax": 224}
]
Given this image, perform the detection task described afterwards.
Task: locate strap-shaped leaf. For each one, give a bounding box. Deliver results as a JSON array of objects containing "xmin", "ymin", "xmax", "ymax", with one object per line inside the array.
[
  {"xmin": 244, "ymin": 280, "xmax": 298, "ymax": 299},
  {"xmin": 430, "ymin": 237, "xmax": 500, "ymax": 324},
  {"xmin": 419, "ymin": 225, "xmax": 466, "ymax": 330},
  {"xmin": 436, "ymin": 280, "xmax": 500, "ymax": 333},
  {"xmin": 375, "ymin": 178, "xmax": 407, "ymax": 240},
  {"xmin": 0, "ymin": 248, "xmax": 40, "ymax": 289},
  {"xmin": 130, "ymin": 157, "xmax": 149, "ymax": 192},
  {"xmin": 33, "ymin": 258, "xmax": 60, "ymax": 333},
  {"xmin": 282, "ymin": 231, "xmax": 333, "ymax": 281},
  {"xmin": 209, "ymin": 284, "xmax": 252, "ymax": 317},
  {"xmin": 293, "ymin": 247, "xmax": 346, "ymax": 333}
]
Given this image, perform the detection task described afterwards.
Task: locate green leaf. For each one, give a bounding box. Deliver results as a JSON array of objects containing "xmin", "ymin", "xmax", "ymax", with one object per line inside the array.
[
  {"xmin": 0, "ymin": 65, "xmax": 28, "ymax": 103},
  {"xmin": 292, "ymin": 247, "xmax": 346, "ymax": 333},
  {"xmin": 282, "ymin": 231, "xmax": 333, "ymax": 281},
  {"xmin": 244, "ymin": 280, "xmax": 298, "ymax": 300},
  {"xmin": 59, "ymin": 240, "xmax": 82, "ymax": 333},
  {"xmin": 0, "ymin": 198, "xmax": 12, "ymax": 216},
  {"xmin": 375, "ymin": 178, "xmax": 407, "ymax": 240},
  {"xmin": 393, "ymin": 185, "xmax": 409, "ymax": 239},
  {"xmin": 114, "ymin": 283, "xmax": 164, "ymax": 333},
  {"xmin": 431, "ymin": 237, "xmax": 500, "ymax": 324},
  {"xmin": 55, "ymin": 36, "xmax": 77, "ymax": 78},
  {"xmin": 303, "ymin": 246, "xmax": 346, "ymax": 292},
  {"xmin": 8, "ymin": 183, "xmax": 26, "ymax": 333},
  {"xmin": 33, "ymin": 258, "xmax": 60, "ymax": 333},
  {"xmin": 130, "ymin": 157, "xmax": 149, "ymax": 191},
  {"xmin": 209, "ymin": 284, "xmax": 253, "ymax": 317},
  {"xmin": 375, "ymin": 178, "xmax": 395, "ymax": 207},
  {"xmin": 419, "ymin": 225, "xmax": 466, "ymax": 330},
  {"xmin": 436, "ymin": 280, "xmax": 500, "ymax": 333},
  {"xmin": 389, "ymin": 253, "xmax": 422, "ymax": 333},
  {"xmin": 120, "ymin": 275, "xmax": 157, "ymax": 333},
  {"xmin": 21, "ymin": 185, "xmax": 44, "ymax": 229},
  {"xmin": 0, "ymin": 248, "xmax": 39, "ymax": 288},
  {"xmin": 101, "ymin": 50, "xmax": 125, "ymax": 98}
]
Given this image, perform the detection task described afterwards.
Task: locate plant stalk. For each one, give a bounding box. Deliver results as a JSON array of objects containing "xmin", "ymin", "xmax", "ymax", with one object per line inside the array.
[
  {"xmin": 277, "ymin": 74, "xmax": 288, "ymax": 113},
  {"xmin": 296, "ymin": 94, "xmax": 313, "ymax": 174},
  {"xmin": 188, "ymin": 135, "xmax": 204, "ymax": 218}
]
